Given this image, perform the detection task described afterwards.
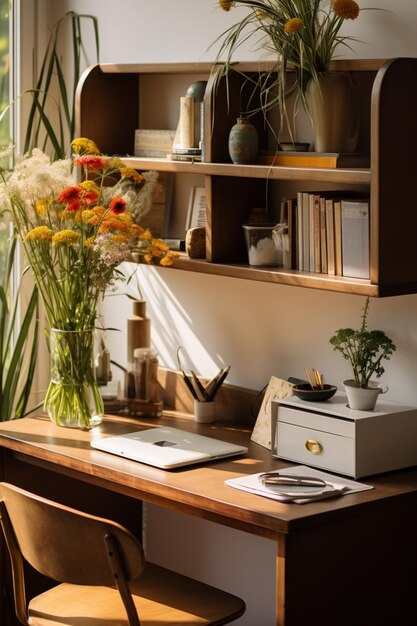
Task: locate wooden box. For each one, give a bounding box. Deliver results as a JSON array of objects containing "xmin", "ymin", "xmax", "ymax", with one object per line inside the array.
[{"xmin": 271, "ymin": 393, "xmax": 417, "ymax": 478}]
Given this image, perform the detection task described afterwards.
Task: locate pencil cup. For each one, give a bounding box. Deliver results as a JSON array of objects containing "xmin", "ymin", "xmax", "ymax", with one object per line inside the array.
[{"xmin": 194, "ymin": 400, "xmax": 216, "ymax": 423}]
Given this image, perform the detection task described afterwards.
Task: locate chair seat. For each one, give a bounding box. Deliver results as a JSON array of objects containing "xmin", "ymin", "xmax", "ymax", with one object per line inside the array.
[{"xmin": 28, "ymin": 562, "xmax": 245, "ymax": 626}]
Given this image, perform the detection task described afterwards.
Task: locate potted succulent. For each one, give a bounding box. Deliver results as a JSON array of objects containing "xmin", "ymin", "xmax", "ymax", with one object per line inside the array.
[{"xmin": 329, "ymin": 297, "xmax": 396, "ymax": 410}]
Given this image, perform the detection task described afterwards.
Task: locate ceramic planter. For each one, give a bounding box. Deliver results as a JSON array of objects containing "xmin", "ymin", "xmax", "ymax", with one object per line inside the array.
[{"xmin": 343, "ymin": 379, "xmax": 388, "ymax": 411}]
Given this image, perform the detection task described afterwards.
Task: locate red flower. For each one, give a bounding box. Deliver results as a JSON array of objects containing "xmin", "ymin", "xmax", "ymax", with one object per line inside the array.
[
  {"xmin": 80, "ymin": 190, "xmax": 99, "ymax": 207},
  {"xmin": 74, "ymin": 155, "xmax": 107, "ymax": 169},
  {"xmin": 109, "ymin": 196, "xmax": 127, "ymax": 215},
  {"xmin": 57, "ymin": 185, "xmax": 82, "ymax": 204}
]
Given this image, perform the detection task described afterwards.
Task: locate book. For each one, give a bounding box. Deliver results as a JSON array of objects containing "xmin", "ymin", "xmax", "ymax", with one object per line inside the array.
[
  {"xmin": 257, "ymin": 151, "xmax": 370, "ymax": 169},
  {"xmin": 325, "ymin": 198, "xmax": 336, "ymax": 275},
  {"xmin": 312, "ymin": 193, "xmax": 321, "ymax": 273},
  {"xmin": 169, "ymin": 153, "xmax": 201, "ymax": 162},
  {"xmin": 341, "ymin": 198, "xmax": 370, "ymax": 279},
  {"xmin": 333, "ymin": 200, "xmax": 343, "ymax": 276},
  {"xmin": 301, "ymin": 192, "xmax": 310, "ymax": 272},
  {"xmin": 320, "ymin": 197, "xmax": 328, "ymax": 274},
  {"xmin": 296, "ymin": 191, "xmax": 304, "ymax": 271},
  {"xmin": 171, "ymin": 147, "xmax": 202, "ymax": 156},
  {"xmin": 134, "ymin": 129, "xmax": 176, "ymax": 157}
]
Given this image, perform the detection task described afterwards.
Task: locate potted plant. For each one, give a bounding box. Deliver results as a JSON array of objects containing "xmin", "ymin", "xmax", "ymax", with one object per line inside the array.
[
  {"xmin": 213, "ymin": 0, "xmax": 371, "ymax": 152},
  {"xmin": 329, "ymin": 297, "xmax": 396, "ymax": 410},
  {"xmin": 0, "ymin": 220, "xmax": 39, "ymax": 421}
]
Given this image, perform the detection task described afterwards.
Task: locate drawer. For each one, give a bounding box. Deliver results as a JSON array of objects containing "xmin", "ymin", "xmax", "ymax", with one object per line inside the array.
[{"xmin": 275, "ymin": 422, "xmax": 355, "ymax": 477}]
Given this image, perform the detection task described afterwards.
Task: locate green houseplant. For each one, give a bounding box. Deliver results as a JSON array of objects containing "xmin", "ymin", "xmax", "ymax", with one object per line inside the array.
[
  {"xmin": 213, "ymin": 1, "xmax": 369, "ymax": 149},
  {"xmin": 0, "ymin": 218, "xmax": 39, "ymax": 421},
  {"xmin": 329, "ymin": 297, "xmax": 396, "ymax": 410}
]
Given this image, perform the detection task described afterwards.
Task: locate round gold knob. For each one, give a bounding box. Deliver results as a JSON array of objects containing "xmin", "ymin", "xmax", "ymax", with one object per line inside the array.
[{"xmin": 305, "ymin": 439, "xmax": 323, "ymax": 455}]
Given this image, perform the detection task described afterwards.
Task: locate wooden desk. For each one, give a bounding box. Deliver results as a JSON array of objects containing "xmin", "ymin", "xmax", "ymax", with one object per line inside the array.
[{"xmin": 0, "ymin": 412, "xmax": 416, "ymax": 626}]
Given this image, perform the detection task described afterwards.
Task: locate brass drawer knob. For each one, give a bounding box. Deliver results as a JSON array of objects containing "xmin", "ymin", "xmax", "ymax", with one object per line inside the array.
[{"xmin": 305, "ymin": 439, "xmax": 323, "ymax": 455}]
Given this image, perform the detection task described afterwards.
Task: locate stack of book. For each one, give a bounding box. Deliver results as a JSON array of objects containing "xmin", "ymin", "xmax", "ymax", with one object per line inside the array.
[{"xmin": 282, "ymin": 191, "xmax": 370, "ymax": 279}]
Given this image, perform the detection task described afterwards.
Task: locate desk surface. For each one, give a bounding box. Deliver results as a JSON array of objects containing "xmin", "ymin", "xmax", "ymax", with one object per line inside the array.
[{"xmin": 0, "ymin": 412, "xmax": 416, "ymax": 539}]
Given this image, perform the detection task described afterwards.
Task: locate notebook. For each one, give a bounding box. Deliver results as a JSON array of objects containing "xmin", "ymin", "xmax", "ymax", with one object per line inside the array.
[{"xmin": 91, "ymin": 426, "xmax": 248, "ymax": 469}]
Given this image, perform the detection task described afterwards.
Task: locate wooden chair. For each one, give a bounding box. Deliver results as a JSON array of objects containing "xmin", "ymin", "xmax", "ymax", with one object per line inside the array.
[{"xmin": 0, "ymin": 482, "xmax": 245, "ymax": 626}]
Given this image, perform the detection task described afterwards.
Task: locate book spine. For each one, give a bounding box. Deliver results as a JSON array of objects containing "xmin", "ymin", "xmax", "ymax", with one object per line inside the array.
[
  {"xmin": 333, "ymin": 200, "xmax": 343, "ymax": 276},
  {"xmin": 325, "ymin": 198, "xmax": 336, "ymax": 275},
  {"xmin": 313, "ymin": 194, "xmax": 321, "ymax": 273},
  {"xmin": 341, "ymin": 199, "xmax": 370, "ymax": 279},
  {"xmin": 302, "ymin": 192, "xmax": 310, "ymax": 272},
  {"xmin": 320, "ymin": 197, "xmax": 328, "ymax": 274},
  {"xmin": 296, "ymin": 191, "xmax": 303, "ymax": 271}
]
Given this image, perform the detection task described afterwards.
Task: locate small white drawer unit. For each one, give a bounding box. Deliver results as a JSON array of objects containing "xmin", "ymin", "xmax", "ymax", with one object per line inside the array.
[{"xmin": 271, "ymin": 393, "xmax": 417, "ymax": 478}]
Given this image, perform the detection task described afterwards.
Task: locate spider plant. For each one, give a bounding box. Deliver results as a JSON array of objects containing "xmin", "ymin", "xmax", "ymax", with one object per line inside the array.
[
  {"xmin": 0, "ymin": 223, "xmax": 39, "ymax": 420},
  {"xmin": 23, "ymin": 10, "xmax": 99, "ymax": 159}
]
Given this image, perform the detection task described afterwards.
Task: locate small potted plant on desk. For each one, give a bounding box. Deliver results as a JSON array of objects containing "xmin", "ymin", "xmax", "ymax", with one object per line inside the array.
[{"xmin": 329, "ymin": 297, "xmax": 396, "ymax": 411}]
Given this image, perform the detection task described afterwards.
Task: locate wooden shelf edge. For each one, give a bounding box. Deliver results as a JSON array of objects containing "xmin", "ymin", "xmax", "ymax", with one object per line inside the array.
[
  {"xmin": 160, "ymin": 255, "xmax": 380, "ymax": 296},
  {"xmin": 122, "ymin": 156, "xmax": 371, "ymax": 184}
]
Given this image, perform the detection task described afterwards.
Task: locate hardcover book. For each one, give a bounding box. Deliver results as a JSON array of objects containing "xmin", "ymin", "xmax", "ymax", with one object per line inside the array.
[
  {"xmin": 341, "ymin": 198, "xmax": 370, "ymax": 279},
  {"xmin": 257, "ymin": 151, "xmax": 370, "ymax": 169}
]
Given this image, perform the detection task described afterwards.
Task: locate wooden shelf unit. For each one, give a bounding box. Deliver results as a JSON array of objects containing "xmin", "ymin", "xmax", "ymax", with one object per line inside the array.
[{"xmin": 76, "ymin": 58, "xmax": 417, "ymax": 297}]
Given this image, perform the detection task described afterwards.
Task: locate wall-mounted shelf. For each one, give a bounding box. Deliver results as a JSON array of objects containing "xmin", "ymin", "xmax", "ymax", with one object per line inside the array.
[{"xmin": 76, "ymin": 57, "xmax": 417, "ymax": 297}]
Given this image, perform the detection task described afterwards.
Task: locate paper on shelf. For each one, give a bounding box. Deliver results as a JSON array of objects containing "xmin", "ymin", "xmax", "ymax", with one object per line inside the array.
[{"xmin": 225, "ymin": 465, "xmax": 373, "ymax": 505}]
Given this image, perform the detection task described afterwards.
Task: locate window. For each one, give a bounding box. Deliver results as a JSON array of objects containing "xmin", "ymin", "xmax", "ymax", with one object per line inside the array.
[{"xmin": 0, "ymin": 0, "xmax": 11, "ymax": 280}]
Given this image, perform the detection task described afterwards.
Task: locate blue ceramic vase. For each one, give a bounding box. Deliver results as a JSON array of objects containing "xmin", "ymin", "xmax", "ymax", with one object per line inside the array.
[{"xmin": 228, "ymin": 117, "xmax": 259, "ymax": 164}]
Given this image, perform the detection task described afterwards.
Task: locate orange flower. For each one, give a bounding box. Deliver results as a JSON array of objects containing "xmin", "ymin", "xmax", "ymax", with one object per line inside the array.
[
  {"xmin": 332, "ymin": 0, "xmax": 360, "ymax": 20},
  {"xmin": 285, "ymin": 17, "xmax": 304, "ymax": 33},
  {"xmin": 109, "ymin": 196, "xmax": 127, "ymax": 215},
  {"xmin": 219, "ymin": 0, "xmax": 234, "ymax": 11}
]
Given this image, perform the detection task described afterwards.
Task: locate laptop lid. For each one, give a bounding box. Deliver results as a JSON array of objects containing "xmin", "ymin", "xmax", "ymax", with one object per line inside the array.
[{"xmin": 91, "ymin": 426, "xmax": 248, "ymax": 469}]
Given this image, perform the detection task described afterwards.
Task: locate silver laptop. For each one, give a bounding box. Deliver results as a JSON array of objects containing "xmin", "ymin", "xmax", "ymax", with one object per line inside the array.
[{"xmin": 91, "ymin": 426, "xmax": 248, "ymax": 469}]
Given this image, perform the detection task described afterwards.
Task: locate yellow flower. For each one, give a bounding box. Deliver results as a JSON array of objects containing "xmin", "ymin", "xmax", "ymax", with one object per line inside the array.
[
  {"xmin": 35, "ymin": 199, "xmax": 48, "ymax": 215},
  {"xmin": 71, "ymin": 137, "xmax": 100, "ymax": 155},
  {"xmin": 24, "ymin": 225, "xmax": 53, "ymax": 242},
  {"xmin": 108, "ymin": 157, "xmax": 126, "ymax": 169},
  {"xmin": 79, "ymin": 180, "xmax": 100, "ymax": 195},
  {"xmin": 285, "ymin": 17, "xmax": 304, "ymax": 33},
  {"xmin": 139, "ymin": 230, "xmax": 153, "ymax": 241},
  {"xmin": 120, "ymin": 167, "xmax": 144, "ymax": 183},
  {"xmin": 332, "ymin": 0, "xmax": 360, "ymax": 20},
  {"xmin": 116, "ymin": 213, "xmax": 132, "ymax": 226},
  {"xmin": 111, "ymin": 233, "xmax": 129, "ymax": 243},
  {"xmin": 152, "ymin": 239, "xmax": 169, "ymax": 252},
  {"xmin": 80, "ymin": 209, "xmax": 98, "ymax": 224},
  {"xmin": 52, "ymin": 229, "xmax": 80, "ymax": 247},
  {"xmin": 160, "ymin": 252, "xmax": 180, "ymax": 267},
  {"xmin": 219, "ymin": 0, "xmax": 234, "ymax": 11},
  {"xmin": 255, "ymin": 9, "xmax": 268, "ymax": 20},
  {"xmin": 85, "ymin": 236, "xmax": 95, "ymax": 248}
]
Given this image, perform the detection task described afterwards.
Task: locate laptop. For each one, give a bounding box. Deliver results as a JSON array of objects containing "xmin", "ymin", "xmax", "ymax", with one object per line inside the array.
[{"xmin": 91, "ymin": 426, "xmax": 248, "ymax": 469}]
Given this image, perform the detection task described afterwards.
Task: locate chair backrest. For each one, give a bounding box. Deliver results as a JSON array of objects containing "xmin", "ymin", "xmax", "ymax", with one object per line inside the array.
[{"xmin": 0, "ymin": 482, "xmax": 145, "ymax": 586}]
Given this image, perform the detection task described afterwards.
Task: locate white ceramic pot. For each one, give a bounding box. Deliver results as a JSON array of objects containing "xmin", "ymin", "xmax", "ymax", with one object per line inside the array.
[
  {"xmin": 194, "ymin": 400, "xmax": 216, "ymax": 423},
  {"xmin": 343, "ymin": 379, "xmax": 388, "ymax": 411}
]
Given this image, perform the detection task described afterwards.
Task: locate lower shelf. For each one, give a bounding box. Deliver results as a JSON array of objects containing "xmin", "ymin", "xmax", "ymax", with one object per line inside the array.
[{"xmin": 167, "ymin": 254, "xmax": 379, "ymax": 297}]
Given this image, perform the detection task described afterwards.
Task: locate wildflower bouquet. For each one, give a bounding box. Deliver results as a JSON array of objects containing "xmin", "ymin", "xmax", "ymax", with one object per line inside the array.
[
  {"xmin": 215, "ymin": 1, "xmax": 366, "ymax": 130},
  {"xmin": 0, "ymin": 137, "xmax": 177, "ymax": 429}
]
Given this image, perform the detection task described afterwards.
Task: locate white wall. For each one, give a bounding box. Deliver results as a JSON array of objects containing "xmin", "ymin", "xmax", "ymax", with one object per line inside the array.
[{"xmin": 46, "ymin": 2, "xmax": 417, "ymax": 624}]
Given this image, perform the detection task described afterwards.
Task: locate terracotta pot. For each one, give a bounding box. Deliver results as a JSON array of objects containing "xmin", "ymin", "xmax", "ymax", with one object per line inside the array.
[{"xmin": 305, "ymin": 72, "xmax": 359, "ymax": 153}]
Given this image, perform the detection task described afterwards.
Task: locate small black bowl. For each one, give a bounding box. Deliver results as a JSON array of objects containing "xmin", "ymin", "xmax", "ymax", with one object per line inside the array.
[{"xmin": 292, "ymin": 383, "xmax": 338, "ymax": 402}]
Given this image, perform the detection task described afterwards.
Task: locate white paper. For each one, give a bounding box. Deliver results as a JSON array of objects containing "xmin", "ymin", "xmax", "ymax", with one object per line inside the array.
[{"xmin": 225, "ymin": 465, "xmax": 373, "ymax": 505}]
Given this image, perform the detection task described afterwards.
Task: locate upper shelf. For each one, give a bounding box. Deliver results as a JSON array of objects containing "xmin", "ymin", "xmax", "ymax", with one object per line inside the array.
[{"xmin": 76, "ymin": 58, "xmax": 417, "ymax": 298}]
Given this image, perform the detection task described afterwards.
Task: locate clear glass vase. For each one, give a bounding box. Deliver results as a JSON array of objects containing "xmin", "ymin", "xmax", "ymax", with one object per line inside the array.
[{"xmin": 44, "ymin": 328, "xmax": 103, "ymax": 430}]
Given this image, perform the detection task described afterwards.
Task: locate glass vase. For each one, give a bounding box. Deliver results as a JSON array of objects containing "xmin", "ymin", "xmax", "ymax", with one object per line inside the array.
[{"xmin": 44, "ymin": 328, "xmax": 103, "ymax": 430}]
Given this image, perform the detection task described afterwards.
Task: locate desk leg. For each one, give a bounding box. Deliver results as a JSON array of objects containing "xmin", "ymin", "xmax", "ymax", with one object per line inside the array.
[{"xmin": 276, "ymin": 534, "xmax": 286, "ymax": 626}]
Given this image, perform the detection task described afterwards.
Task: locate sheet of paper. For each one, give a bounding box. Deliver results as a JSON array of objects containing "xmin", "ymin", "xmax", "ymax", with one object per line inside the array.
[
  {"xmin": 251, "ymin": 376, "xmax": 294, "ymax": 449},
  {"xmin": 225, "ymin": 465, "xmax": 373, "ymax": 505}
]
